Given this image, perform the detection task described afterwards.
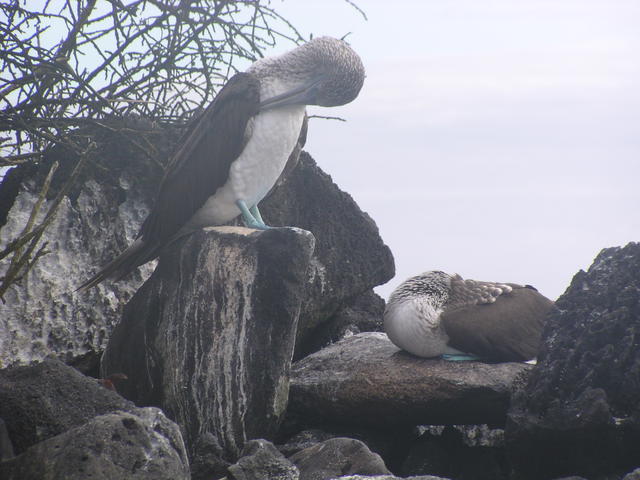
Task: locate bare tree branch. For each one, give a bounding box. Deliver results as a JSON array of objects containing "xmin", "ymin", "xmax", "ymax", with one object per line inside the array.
[{"xmin": 0, "ymin": 0, "xmax": 363, "ymax": 297}]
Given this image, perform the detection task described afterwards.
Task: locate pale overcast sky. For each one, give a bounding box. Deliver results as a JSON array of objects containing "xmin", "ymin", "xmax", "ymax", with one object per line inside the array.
[{"xmin": 272, "ymin": 0, "xmax": 640, "ymax": 300}]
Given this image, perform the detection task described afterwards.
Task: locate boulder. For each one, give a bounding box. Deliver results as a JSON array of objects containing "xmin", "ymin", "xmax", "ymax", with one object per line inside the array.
[
  {"xmin": 278, "ymin": 429, "xmax": 337, "ymax": 458},
  {"xmin": 0, "ymin": 418, "xmax": 14, "ymax": 461},
  {"xmin": 0, "ymin": 125, "xmax": 168, "ymax": 367},
  {"xmin": 277, "ymin": 426, "xmax": 418, "ymax": 472},
  {"xmin": 332, "ymin": 476, "xmax": 449, "ymax": 480},
  {"xmin": 400, "ymin": 426, "xmax": 507, "ymax": 480},
  {"xmin": 506, "ymin": 242, "xmax": 640, "ymax": 480},
  {"xmin": 1, "ymin": 146, "xmax": 393, "ymax": 368},
  {"xmin": 289, "ymin": 437, "xmax": 391, "ymax": 480},
  {"xmin": 300, "ymin": 290, "xmax": 386, "ymax": 355},
  {"xmin": 0, "ymin": 408, "xmax": 189, "ymax": 480},
  {"xmin": 0, "ymin": 357, "xmax": 135, "ymax": 454},
  {"xmin": 262, "ymin": 153, "xmax": 395, "ymax": 357},
  {"xmin": 624, "ymin": 469, "xmax": 640, "ymax": 480},
  {"xmin": 550, "ymin": 478, "xmax": 588, "ymax": 480},
  {"xmin": 102, "ymin": 226, "xmax": 315, "ymax": 466},
  {"xmin": 227, "ymin": 439, "xmax": 299, "ymax": 480},
  {"xmin": 289, "ymin": 332, "xmax": 530, "ymax": 428}
]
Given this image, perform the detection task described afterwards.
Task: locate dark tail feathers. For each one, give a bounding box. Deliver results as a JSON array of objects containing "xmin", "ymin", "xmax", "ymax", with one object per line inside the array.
[{"xmin": 76, "ymin": 238, "xmax": 154, "ymax": 292}]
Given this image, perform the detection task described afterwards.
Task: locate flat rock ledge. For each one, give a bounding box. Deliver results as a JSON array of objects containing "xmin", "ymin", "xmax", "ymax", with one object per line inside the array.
[{"xmin": 289, "ymin": 332, "xmax": 531, "ymax": 428}]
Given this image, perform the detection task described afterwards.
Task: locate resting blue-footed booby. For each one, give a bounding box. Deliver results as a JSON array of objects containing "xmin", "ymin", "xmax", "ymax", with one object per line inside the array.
[
  {"xmin": 384, "ymin": 271, "xmax": 554, "ymax": 362},
  {"xmin": 78, "ymin": 37, "xmax": 364, "ymax": 291}
]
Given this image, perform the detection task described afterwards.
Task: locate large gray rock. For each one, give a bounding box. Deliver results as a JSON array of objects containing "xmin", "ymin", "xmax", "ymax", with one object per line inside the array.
[
  {"xmin": 0, "ymin": 418, "xmax": 14, "ymax": 461},
  {"xmin": 0, "ymin": 408, "xmax": 190, "ymax": 480},
  {"xmin": 102, "ymin": 226, "xmax": 315, "ymax": 466},
  {"xmin": 227, "ymin": 439, "xmax": 299, "ymax": 480},
  {"xmin": 301, "ymin": 290, "xmax": 386, "ymax": 356},
  {"xmin": 335, "ymin": 476, "xmax": 449, "ymax": 480},
  {"xmin": 262, "ymin": 153, "xmax": 395, "ymax": 357},
  {"xmin": 290, "ymin": 437, "xmax": 391, "ymax": 480},
  {"xmin": 289, "ymin": 332, "xmax": 530, "ymax": 429},
  {"xmin": 0, "ymin": 126, "xmax": 167, "ymax": 367},
  {"xmin": 506, "ymin": 243, "xmax": 640, "ymax": 480},
  {"xmin": 278, "ymin": 426, "xmax": 419, "ymax": 474},
  {"xmin": 400, "ymin": 426, "xmax": 507, "ymax": 480},
  {"xmin": 0, "ymin": 357, "xmax": 135, "ymax": 454},
  {"xmin": 1, "ymin": 150, "xmax": 393, "ymax": 367},
  {"xmin": 624, "ymin": 468, "xmax": 640, "ymax": 480}
]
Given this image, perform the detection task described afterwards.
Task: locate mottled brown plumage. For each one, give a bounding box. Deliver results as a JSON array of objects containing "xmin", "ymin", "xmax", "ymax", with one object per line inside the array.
[{"xmin": 384, "ymin": 271, "xmax": 554, "ymax": 362}]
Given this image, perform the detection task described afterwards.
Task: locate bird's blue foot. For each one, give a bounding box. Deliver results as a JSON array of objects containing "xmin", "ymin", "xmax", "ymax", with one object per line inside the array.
[
  {"xmin": 237, "ymin": 200, "xmax": 272, "ymax": 230},
  {"xmin": 441, "ymin": 353, "xmax": 482, "ymax": 362},
  {"xmin": 249, "ymin": 204, "xmax": 267, "ymax": 226}
]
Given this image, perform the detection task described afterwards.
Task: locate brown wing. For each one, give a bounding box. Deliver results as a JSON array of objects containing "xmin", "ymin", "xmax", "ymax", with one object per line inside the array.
[
  {"xmin": 445, "ymin": 274, "xmax": 513, "ymax": 309},
  {"xmin": 442, "ymin": 285, "xmax": 554, "ymax": 361},
  {"xmin": 140, "ymin": 72, "xmax": 261, "ymax": 247}
]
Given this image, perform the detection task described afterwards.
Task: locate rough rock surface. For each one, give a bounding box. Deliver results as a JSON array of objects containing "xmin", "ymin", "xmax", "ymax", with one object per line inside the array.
[
  {"xmin": 102, "ymin": 227, "xmax": 315, "ymax": 467},
  {"xmin": 400, "ymin": 425, "xmax": 507, "ymax": 480},
  {"xmin": 289, "ymin": 332, "xmax": 530, "ymax": 428},
  {"xmin": 0, "ymin": 357, "xmax": 135, "ymax": 454},
  {"xmin": 506, "ymin": 242, "xmax": 640, "ymax": 480},
  {"xmin": 0, "ymin": 418, "xmax": 14, "ymax": 461},
  {"xmin": 334, "ymin": 476, "xmax": 449, "ymax": 480},
  {"xmin": 1, "ymin": 148, "xmax": 393, "ymax": 367},
  {"xmin": 227, "ymin": 439, "xmax": 299, "ymax": 480},
  {"xmin": 0, "ymin": 408, "xmax": 190, "ymax": 480},
  {"xmin": 290, "ymin": 437, "xmax": 392, "ymax": 479},
  {"xmin": 0, "ymin": 127, "xmax": 167, "ymax": 367},
  {"xmin": 262, "ymin": 153, "xmax": 395, "ymax": 357},
  {"xmin": 624, "ymin": 469, "xmax": 640, "ymax": 480},
  {"xmin": 302, "ymin": 290, "xmax": 386, "ymax": 355},
  {"xmin": 277, "ymin": 425, "xmax": 420, "ymax": 473}
]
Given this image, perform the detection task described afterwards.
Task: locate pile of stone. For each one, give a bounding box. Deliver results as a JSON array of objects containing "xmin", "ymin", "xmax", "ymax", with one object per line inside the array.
[{"xmin": 1, "ymin": 142, "xmax": 639, "ymax": 479}]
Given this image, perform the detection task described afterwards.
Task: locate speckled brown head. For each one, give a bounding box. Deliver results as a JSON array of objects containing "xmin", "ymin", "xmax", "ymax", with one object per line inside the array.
[{"xmin": 255, "ymin": 36, "xmax": 365, "ymax": 110}]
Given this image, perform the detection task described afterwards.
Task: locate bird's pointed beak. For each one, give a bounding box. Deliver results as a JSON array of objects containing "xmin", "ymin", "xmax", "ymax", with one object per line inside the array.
[{"xmin": 259, "ymin": 78, "xmax": 322, "ymax": 110}]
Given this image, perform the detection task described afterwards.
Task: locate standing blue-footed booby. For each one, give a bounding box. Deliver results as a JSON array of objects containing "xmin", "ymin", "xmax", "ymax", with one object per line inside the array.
[
  {"xmin": 78, "ymin": 37, "xmax": 364, "ymax": 291},
  {"xmin": 384, "ymin": 271, "xmax": 554, "ymax": 362}
]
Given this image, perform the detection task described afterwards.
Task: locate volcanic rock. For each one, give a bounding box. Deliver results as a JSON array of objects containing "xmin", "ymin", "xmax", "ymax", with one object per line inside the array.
[
  {"xmin": 289, "ymin": 332, "xmax": 530, "ymax": 429},
  {"xmin": 0, "ymin": 408, "xmax": 189, "ymax": 480},
  {"xmin": 0, "ymin": 357, "xmax": 134, "ymax": 454},
  {"xmin": 506, "ymin": 242, "xmax": 640, "ymax": 480},
  {"xmin": 290, "ymin": 437, "xmax": 392, "ymax": 479},
  {"xmin": 262, "ymin": 153, "xmax": 394, "ymax": 357},
  {"xmin": 101, "ymin": 226, "xmax": 315, "ymax": 466}
]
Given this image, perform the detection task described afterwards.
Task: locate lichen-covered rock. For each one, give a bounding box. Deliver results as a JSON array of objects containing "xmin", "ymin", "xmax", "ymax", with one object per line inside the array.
[
  {"xmin": 0, "ymin": 128, "xmax": 166, "ymax": 367},
  {"xmin": 227, "ymin": 439, "xmax": 299, "ymax": 480},
  {"xmin": 290, "ymin": 437, "xmax": 391, "ymax": 480},
  {"xmin": 262, "ymin": 153, "xmax": 395, "ymax": 357},
  {"xmin": 1, "ymin": 149, "xmax": 393, "ymax": 369},
  {"xmin": 0, "ymin": 357, "xmax": 135, "ymax": 454},
  {"xmin": 102, "ymin": 226, "xmax": 315, "ymax": 466},
  {"xmin": 0, "ymin": 408, "xmax": 190, "ymax": 480},
  {"xmin": 289, "ymin": 332, "xmax": 529, "ymax": 429},
  {"xmin": 506, "ymin": 242, "xmax": 640, "ymax": 480}
]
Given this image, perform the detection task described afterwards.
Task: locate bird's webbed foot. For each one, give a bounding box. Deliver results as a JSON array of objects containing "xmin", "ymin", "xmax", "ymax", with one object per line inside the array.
[
  {"xmin": 237, "ymin": 200, "xmax": 272, "ymax": 230},
  {"xmin": 441, "ymin": 353, "xmax": 482, "ymax": 362}
]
